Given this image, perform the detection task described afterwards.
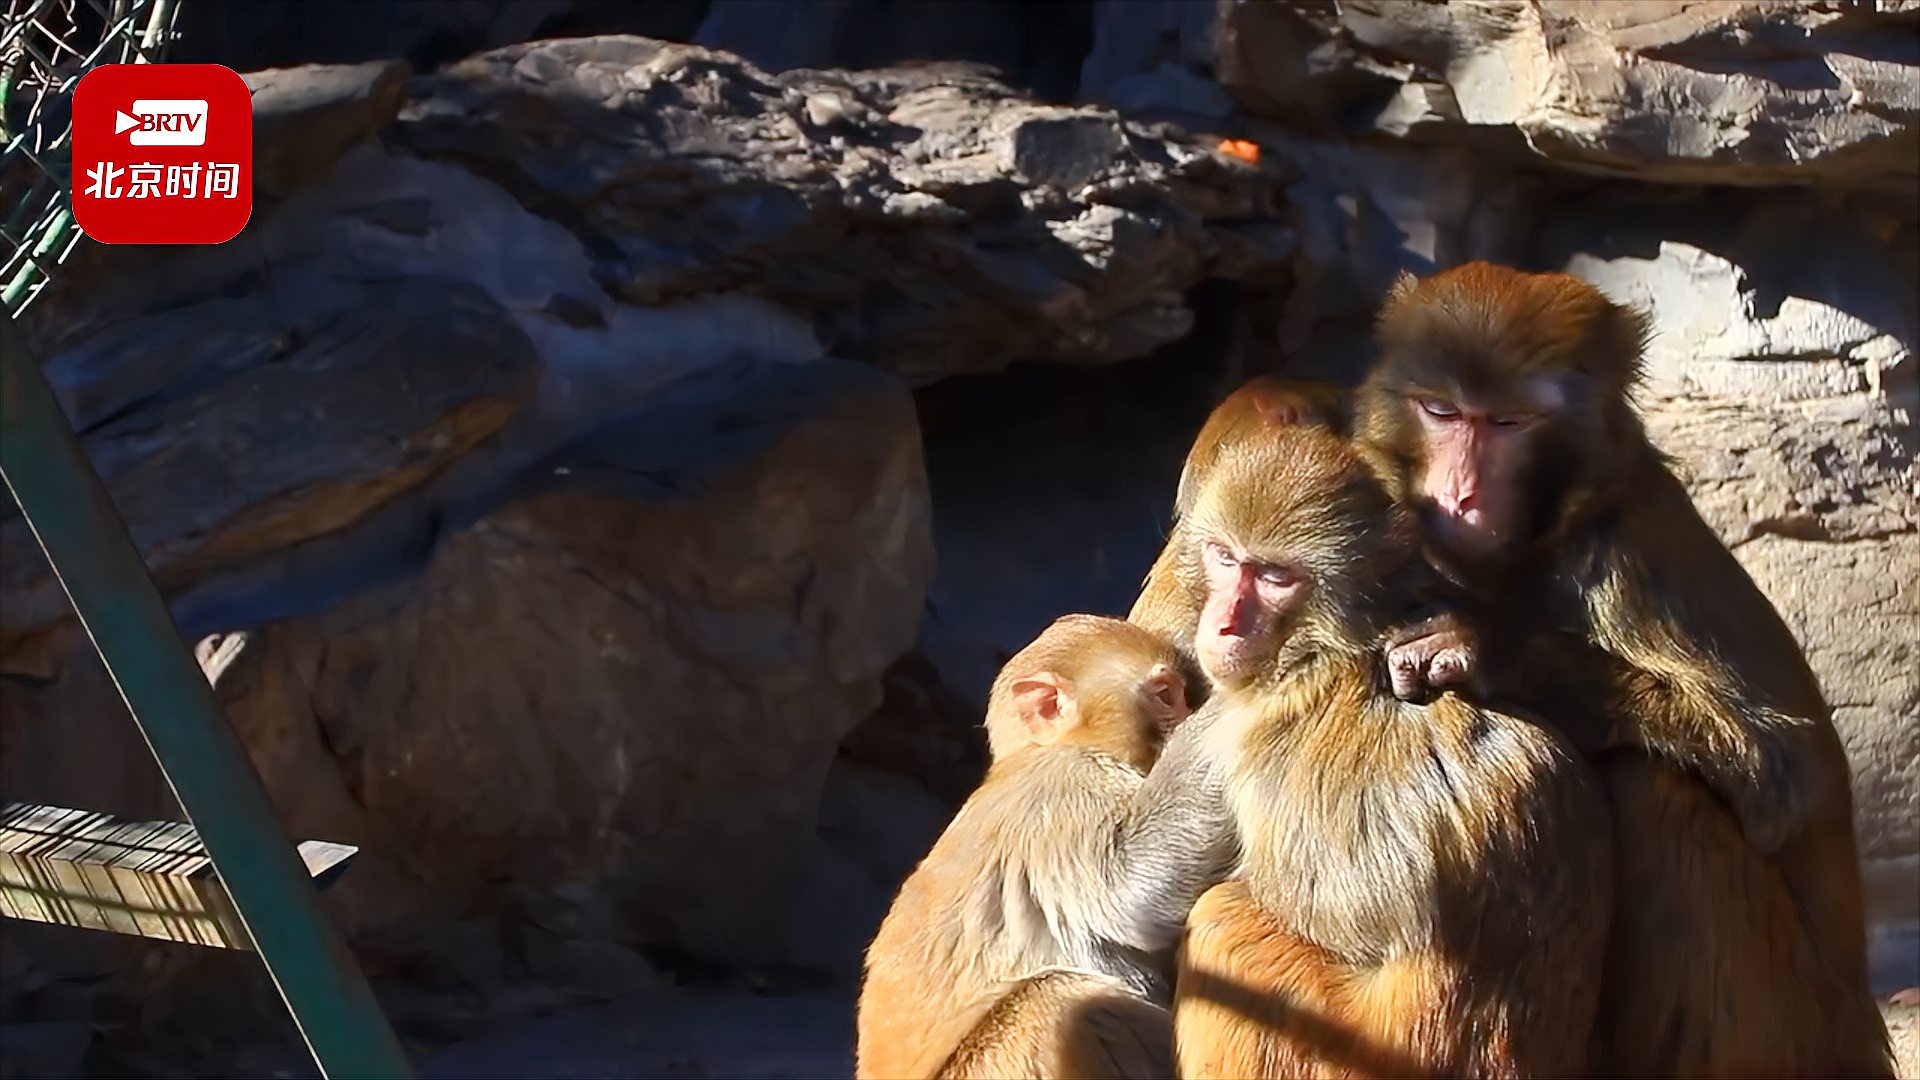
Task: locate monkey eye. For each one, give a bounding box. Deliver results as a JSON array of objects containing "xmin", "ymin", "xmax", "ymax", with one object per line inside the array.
[
  {"xmin": 1204, "ymin": 542, "xmax": 1237, "ymax": 568},
  {"xmin": 1415, "ymin": 397, "xmax": 1460, "ymax": 420},
  {"xmin": 1255, "ymin": 563, "xmax": 1298, "ymax": 586},
  {"xmin": 1490, "ymin": 413, "xmax": 1539, "ymax": 429}
]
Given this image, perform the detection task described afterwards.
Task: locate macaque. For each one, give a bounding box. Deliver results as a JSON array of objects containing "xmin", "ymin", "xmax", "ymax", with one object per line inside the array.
[
  {"xmin": 1161, "ymin": 422, "xmax": 1613, "ymax": 1078},
  {"xmin": 1133, "ymin": 374, "xmax": 1350, "ymax": 662},
  {"xmin": 1359, "ymin": 262, "xmax": 1892, "ymax": 1075},
  {"xmin": 856, "ymin": 614, "xmax": 1223, "ymax": 1080},
  {"xmin": 1172, "ymin": 375, "xmax": 1352, "ymax": 520}
]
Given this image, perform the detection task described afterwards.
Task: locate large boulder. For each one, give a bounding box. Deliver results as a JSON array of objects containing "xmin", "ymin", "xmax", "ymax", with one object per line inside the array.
[
  {"xmin": 395, "ymin": 36, "xmax": 1294, "ymax": 381},
  {"xmin": 1215, "ymin": 0, "xmax": 1920, "ymax": 193},
  {"xmin": 3, "ymin": 359, "xmax": 932, "ymax": 972}
]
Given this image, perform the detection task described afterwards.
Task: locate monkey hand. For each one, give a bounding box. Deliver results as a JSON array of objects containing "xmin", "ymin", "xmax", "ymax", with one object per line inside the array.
[{"xmin": 1382, "ymin": 611, "xmax": 1481, "ymax": 704}]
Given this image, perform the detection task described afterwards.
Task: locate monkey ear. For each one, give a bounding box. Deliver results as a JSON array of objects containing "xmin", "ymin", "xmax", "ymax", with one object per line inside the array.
[
  {"xmin": 1140, "ymin": 663, "xmax": 1190, "ymax": 731},
  {"xmin": 1010, "ymin": 673, "xmax": 1072, "ymax": 744}
]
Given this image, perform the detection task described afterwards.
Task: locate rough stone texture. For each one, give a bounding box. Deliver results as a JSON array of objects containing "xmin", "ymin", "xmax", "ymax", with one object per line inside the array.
[
  {"xmin": 1216, "ymin": 0, "xmax": 1920, "ymax": 193},
  {"xmin": 10, "ymin": 40, "xmax": 1285, "ymax": 673},
  {"xmin": 247, "ymin": 60, "xmax": 410, "ymax": 199},
  {"xmin": 1, "ymin": 274, "xmax": 543, "ymax": 675},
  {"xmin": 395, "ymin": 37, "xmax": 1293, "ymax": 382},
  {"xmin": 1892, "ymin": 996, "xmax": 1920, "ymax": 1079},
  {"xmin": 210, "ymin": 359, "xmax": 929, "ymax": 965}
]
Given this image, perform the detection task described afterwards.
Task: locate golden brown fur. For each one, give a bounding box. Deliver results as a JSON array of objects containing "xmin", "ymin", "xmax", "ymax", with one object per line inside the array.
[
  {"xmin": 1166, "ymin": 424, "xmax": 1614, "ymax": 1078},
  {"xmin": 1359, "ymin": 262, "xmax": 1892, "ymax": 1076},
  {"xmin": 855, "ymin": 615, "xmax": 1189, "ymax": 1080},
  {"xmin": 941, "ymin": 968, "xmax": 1173, "ymax": 1080},
  {"xmin": 1133, "ymin": 374, "xmax": 1351, "ymax": 662}
]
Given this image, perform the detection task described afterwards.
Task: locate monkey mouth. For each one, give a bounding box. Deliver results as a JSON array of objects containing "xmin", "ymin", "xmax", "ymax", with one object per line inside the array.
[
  {"xmin": 1422, "ymin": 503, "xmax": 1504, "ymax": 558},
  {"xmin": 1197, "ymin": 633, "xmax": 1264, "ymax": 683}
]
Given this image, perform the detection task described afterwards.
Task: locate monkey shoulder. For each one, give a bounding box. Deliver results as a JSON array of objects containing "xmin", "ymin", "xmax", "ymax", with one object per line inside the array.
[{"xmin": 1568, "ymin": 465, "xmax": 1828, "ymax": 715}]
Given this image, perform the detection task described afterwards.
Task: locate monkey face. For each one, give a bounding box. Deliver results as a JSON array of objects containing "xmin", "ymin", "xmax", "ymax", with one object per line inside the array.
[
  {"xmin": 1400, "ymin": 381, "xmax": 1562, "ymax": 563},
  {"xmin": 1193, "ymin": 538, "xmax": 1308, "ymax": 688},
  {"xmin": 986, "ymin": 615, "xmax": 1192, "ymax": 770},
  {"xmin": 1364, "ymin": 262, "xmax": 1650, "ymax": 569}
]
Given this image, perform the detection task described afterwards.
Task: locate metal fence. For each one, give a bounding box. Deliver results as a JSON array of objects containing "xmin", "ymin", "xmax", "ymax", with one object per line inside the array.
[
  {"xmin": 1, "ymin": 0, "xmax": 179, "ymax": 314},
  {"xmin": 0, "ymin": 5, "xmax": 414, "ymax": 1073}
]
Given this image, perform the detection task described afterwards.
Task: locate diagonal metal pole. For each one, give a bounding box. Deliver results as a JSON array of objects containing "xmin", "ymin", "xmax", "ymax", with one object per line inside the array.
[{"xmin": 0, "ymin": 318, "xmax": 412, "ymax": 1079}]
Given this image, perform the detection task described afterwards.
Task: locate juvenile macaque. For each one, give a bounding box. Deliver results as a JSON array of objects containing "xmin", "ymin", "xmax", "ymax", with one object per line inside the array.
[
  {"xmin": 1165, "ymin": 423, "xmax": 1614, "ymax": 1078},
  {"xmin": 856, "ymin": 615, "xmax": 1218, "ymax": 1080},
  {"xmin": 1133, "ymin": 374, "xmax": 1350, "ymax": 661},
  {"xmin": 1171, "ymin": 375, "xmax": 1351, "ymax": 520},
  {"xmin": 1358, "ymin": 262, "xmax": 1891, "ymax": 1075}
]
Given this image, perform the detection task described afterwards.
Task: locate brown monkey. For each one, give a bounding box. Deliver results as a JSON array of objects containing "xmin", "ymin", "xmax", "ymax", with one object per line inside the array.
[
  {"xmin": 1359, "ymin": 262, "xmax": 1892, "ymax": 1076},
  {"xmin": 1171, "ymin": 374, "xmax": 1352, "ymax": 520},
  {"xmin": 855, "ymin": 614, "xmax": 1212, "ymax": 1080},
  {"xmin": 1133, "ymin": 374, "xmax": 1350, "ymax": 658},
  {"xmin": 1164, "ymin": 423, "xmax": 1614, "ymax": 1078}
]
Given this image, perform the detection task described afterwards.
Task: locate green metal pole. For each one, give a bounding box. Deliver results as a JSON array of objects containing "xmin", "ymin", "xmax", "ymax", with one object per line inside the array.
[{"xmin": 0, "ymin": 319, "xmax": 412, "ymax": 1079}]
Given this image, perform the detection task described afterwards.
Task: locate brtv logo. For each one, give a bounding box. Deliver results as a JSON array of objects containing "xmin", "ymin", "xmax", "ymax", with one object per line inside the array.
[{"xmin": 71, "ymin": 64, "xmax": 251, "ymax": 244}]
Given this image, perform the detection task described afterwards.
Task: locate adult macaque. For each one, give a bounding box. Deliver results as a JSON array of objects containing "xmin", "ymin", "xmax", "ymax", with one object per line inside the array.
[
  {"xmin": 1360, "ymin": 262, "xmax": 1891, "ymax": 1075},
  {"xmin": 856, "ymin": 615, "xmax": 1227, "ymax": 1080},
  {"xmin": 1165, "ymin": 423, "xmax": 1613, "ymax": 1077}
]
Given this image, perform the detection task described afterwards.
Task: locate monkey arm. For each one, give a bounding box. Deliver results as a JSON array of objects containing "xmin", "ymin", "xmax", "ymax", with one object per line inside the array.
[
  {"xmin": 1568, "ymin": 486, "xmax": 1849, "ymax": 855},
  {"xmin": 1097, "ymin": 711, "xmax": 1242, "ymax": 953}
]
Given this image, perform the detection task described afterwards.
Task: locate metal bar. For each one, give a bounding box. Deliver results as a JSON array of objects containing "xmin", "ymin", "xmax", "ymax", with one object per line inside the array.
[{"xmin": 0, "ymin": 319, "xmax": 412, "ymax": 1079}]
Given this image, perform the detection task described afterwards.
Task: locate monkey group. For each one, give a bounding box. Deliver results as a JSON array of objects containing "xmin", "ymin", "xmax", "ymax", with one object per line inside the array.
[{"xmin": 857, "ymin": 263, "xmax": 1895, "ymax": 1079}]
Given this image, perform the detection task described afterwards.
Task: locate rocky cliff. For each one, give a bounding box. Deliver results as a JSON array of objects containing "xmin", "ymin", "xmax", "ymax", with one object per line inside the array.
[{"xmin": 1, "ymin": 2, "xmax": 1913, "ymax": 1076}]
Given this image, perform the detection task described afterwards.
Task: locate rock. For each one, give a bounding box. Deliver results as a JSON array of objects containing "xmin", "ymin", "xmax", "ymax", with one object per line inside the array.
[
  {"xmin": 1078, "ymin": 0, "xmax": 1232, "ymax": 122},
  {"xmin": 837, "ymin": 655, "xmax": 986, "ymax": 805},
  {"xmin": 913, "ymin": 324, "xmax": 1233, "ymax": 707},
  {"xmin": 1216, "ymin": 1, "xmax": 1920, "ymax": 193},
  {"xmin": 6, "ymin": 35, "xmax": 1287, "ymax": 673},
  {"xmin": 203, "ymin": 359, "xmax": 932, "ymax": 965},
  {"xmin": 1267, "ymin": 135, "xmax": 1537, "ymax": 369},
  {"xmin": 247, "ymin": 61, "xmax": 409, "ymax": 199},
  {"xmin": 168, "ymin": 0, "xmax": 706, "ymax": 72},
  {"xmin": 695, "ymin": 0, "xmax": 1097, "ymax": 101},
  {"xmin": 0, "ymin": 1022, "xmax": 91, "ymax": 1080},
  {"xmin": 1, "ymin": 273, "xmax": 543, "ymax": 676},
  {"xmin": 8, "ymin": 137, "xmax": 824, "ymax": 673},
  {"xmin": 1079, "ymin": 0, "xmax": 1218, "ymax": 99},
  {"xmin": 1532, "ymin": 192, "xmax": 1919, "ymax": 926},
  {"xmin": 798, "ymin": 759, "xmax": 959, "ymax": 979},
  {"xmin": 395, "ymin": 36, "xmax": 1294, "ymax": 381},
  {"xmin": 420, "ymin": 985, "xmax": 855, "ymax": 1079}
]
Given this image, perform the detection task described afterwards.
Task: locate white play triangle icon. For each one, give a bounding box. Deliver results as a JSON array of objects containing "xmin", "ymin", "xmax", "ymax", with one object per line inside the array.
[{"xmin": 114, "ymin": 110, "xmax": 138, "ymax": 134}]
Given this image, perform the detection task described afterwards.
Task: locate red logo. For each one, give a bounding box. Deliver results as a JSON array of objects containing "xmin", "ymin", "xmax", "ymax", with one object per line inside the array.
[{"xmin": 71, "ymin": 64, "xmax": 252, "ymax": 245}]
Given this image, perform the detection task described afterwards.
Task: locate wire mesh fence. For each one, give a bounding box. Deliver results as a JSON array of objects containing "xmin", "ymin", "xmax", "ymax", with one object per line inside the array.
[{"xmin": 1, "ymin": 0, "xmax": 180, "ymax": 316}]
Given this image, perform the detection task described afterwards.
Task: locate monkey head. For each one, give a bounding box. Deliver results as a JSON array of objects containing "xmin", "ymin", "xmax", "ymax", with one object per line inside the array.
[
  {"xmin": 1174, "ymin": 376, "xmax": 1336, "ymax": 519},
  {"xmin": 985, "ymin": 614, "xmax": 1192, "ymax": 772},
  {"xmin": 1178, "ymin": 425, "xmax": 1416, "ymax": 691},
  {"xmin": 1356, "ymin": 262, "xmax": 1651, "ymax": 572}
]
